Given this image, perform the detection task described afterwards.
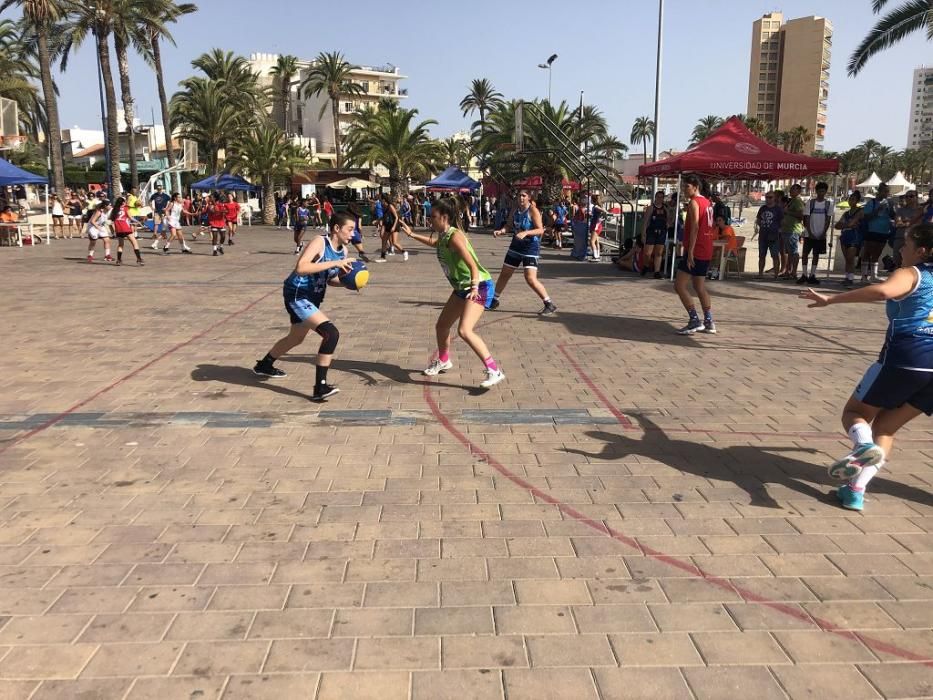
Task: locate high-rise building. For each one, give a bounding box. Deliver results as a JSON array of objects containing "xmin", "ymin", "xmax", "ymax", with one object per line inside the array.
[
  {"xmin": 907, "ymin": 66, "xmax": 933, "ymax": 150},
  {"xmin": 747, "ymin": 13, "xmax": 832, "ymax": 153},
  {"xmin": 249, "ymin": 53, "xmax": 408, "ymax": 164}
]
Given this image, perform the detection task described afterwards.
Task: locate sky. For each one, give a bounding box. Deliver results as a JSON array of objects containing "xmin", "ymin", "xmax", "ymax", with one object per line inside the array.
[{"xmin": 14, "ymin": 0, "xmax": 931, "ymax": 154}]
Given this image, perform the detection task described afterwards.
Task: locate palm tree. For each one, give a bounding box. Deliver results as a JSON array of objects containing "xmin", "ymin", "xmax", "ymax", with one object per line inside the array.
[
  {"xmin": 630, "ymin": 116, "xmax": 655, "ymax": 164},
  {"xmin": 112, "ymin": 0, "xmax": 171, "ymax": 189},
  {"xmin": 61, "ymin": 0, "xmax": 123, "ymax": 195},
  {"xmin": 875, "ymin": 144, "xmax": 895, "ymax": 174},
  {"xmin": 848, "ymin": 0, "xmax": 933, "ymax": 76},
  {"xmin": 741, "ymin": 115, "xmax": 768, "ymax": 138},
  {"xmin": 229, "ymin": 124, "xmax": 306, "ymax": 224},
  {"xmin": 171, "ymin": 50, "xmax": 269, "ymax": 172},
  {"xmin": 1, "ymin": 0, "xmax": 66, "ymax": 195},
  {"xmin": 0, "ymin": 19, "xmax": 40, "ymax": 134},
  {"xmin": 690, "ymin": 115, "xmax": 724, "ymax": 145},
  {"xmin": 146, "ymin": 1, "xmax": 196, "ymax": 178},
  {"xmin": 299, "ymin": 51, "xmax": 365, "ymax": 168},
  {"xmin": 459, "ymin": 78, "xmax": 503, "ymax": 137},
  {"xmin": 440, "ymin": 137, "xmax": 470, "ymax": 167},
  {"xmin": 269, "ymin": 54, "xmax": 299, "ymax": 134},
  {"xmin": 344, "ymin": 106, "xmax": 439, "ymax": 194},
  {"xmin": 783, "ymin": 125, "xmax": 812, "ymax": 154}
]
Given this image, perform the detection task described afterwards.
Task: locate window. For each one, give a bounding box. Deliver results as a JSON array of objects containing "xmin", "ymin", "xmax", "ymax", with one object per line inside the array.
[{"xmin": 343, "ymin": 101, "xmax": 354, "ymax": 113}]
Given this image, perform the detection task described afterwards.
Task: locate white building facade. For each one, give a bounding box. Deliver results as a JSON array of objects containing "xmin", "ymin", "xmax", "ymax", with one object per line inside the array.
[
  {"xmin": 249, "ymin": 53, "xmax": 408, "ymax": 164},
  {"xmin": 907, "ymin": 66, "xmax": 933, "ymax": 150}
]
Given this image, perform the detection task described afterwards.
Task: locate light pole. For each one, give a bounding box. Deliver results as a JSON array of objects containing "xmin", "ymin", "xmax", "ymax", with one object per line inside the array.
[
  {"xmin": 652, "ymin": 0, "xmax": 664, "ymax": 193},
  {"xmin": 537, "ymin": 54, "xmax": 558, "ymax": 104}
]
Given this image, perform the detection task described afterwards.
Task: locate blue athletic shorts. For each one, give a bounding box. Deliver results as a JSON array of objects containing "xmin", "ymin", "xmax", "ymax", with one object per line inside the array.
[
  {"xmin": 284, "ymin": 295, "xmax": 321, "ymax": 325},
  {"xmin": 504, "ymin": 250, "xmax": 538, "ymax": 268},
  {"xmin": 677, "ymin": 257, "xmax": 711, "ymax": 277},
  {"xmin": 781, "ymin": 232, "xmax": 800, "ymax": 255},
  {"xmin": 350, "ymin": 230, "xmax": 362, "ymax": 245},
  {"xmin": 759, "ymin": 237, "xmax": 780, "ymax": 258},
  {"xmin": 854, "ymin": 362, "xmax": 933, "ymax": 415},
  {"xmin": 840, "ymin": 230, "xmax": 863, "ymax": 248},
  {"xmin": 454, "ymin": 279, "xmax": 495, "ymax": 308}
]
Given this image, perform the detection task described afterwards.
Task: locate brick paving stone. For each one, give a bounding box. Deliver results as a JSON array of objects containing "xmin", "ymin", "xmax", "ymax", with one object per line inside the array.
[{"xmin": 4, "ymin": 229, "xmax": 933, "ymax": 695}]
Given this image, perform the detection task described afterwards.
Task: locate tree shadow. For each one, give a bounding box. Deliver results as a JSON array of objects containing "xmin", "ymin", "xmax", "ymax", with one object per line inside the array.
[{"xmin": 563, "ymin": 414, "xmax": 933, "ymax": 509}]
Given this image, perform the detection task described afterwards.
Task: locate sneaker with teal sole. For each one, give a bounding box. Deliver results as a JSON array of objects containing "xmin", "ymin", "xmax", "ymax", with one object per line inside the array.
[
  {"xmin": 828, "ymin": 442, "xmax": 885, "ymax": 481},
  {"xmin": 835, "ymin": 484, "xmax": 864, "ymax": 511}
]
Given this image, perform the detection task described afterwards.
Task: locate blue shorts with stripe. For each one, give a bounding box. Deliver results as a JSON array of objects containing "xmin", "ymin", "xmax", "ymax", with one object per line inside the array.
[
  {"xmin": 503, "ymin": 250, "xmax": 538, "ymax": 268},
  {"xmin": 854, "ymin": 362, "xmax": 933, "ymax": 415}
]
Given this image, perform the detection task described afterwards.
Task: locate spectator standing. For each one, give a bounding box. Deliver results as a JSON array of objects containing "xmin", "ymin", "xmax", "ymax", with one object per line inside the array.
[
  {"xmin": 711, "ymin": 191, "xmax": 731, "ymax": 225},
  {"xmin": 894, "ymin": 191, "xmax": 923, "ymax": 267},
  {"xmin": 148, "ymin": 183, "xmax": 171, "ymax": 249},
  {"xmin": 799, "ymin": 181, "xmax": 833, "ymax": 285},
  {"xmin": 755, "ymin": 192, "xmax": 783, "ymax": 279},
  {"xmin": 641, "ymin": 190, "xmax": 670, "ymax": 278},
  {"xmin": 779, "ymin": 184, "xmax": 805, "ymax": 279},
  {"xmin": 835, "ymin": 191, "xmax": 864, "ymax": 287},
  {"xmin": 860, "ymin": 182, "xmax": 896, "ymax": 282}
]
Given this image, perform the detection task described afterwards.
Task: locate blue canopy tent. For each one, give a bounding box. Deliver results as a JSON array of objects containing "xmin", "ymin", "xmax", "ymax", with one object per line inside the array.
[
  {"xmin": 0, "ymin": 157, "xmax": 49, "ymax": 245},
  {"xmin": 425, "ymin": 166, "xmax": 480, "ymax": 193},
  {"xmin": 190, "ymin": 173, "xmax": 256, "ymax": 192}
]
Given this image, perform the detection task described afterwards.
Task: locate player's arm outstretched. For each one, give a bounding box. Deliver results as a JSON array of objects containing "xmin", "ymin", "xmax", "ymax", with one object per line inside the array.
[
  {"xmin": 399, "ymin": 220, "xmax": 437, "ymax": 247},
  {"xmin": 800, "ymin": 266, "xmax": 916, "ymax": 308}
]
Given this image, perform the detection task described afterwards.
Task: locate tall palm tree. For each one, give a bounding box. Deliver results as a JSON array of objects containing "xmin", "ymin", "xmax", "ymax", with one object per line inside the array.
[
  {"xmin": 1, "ymin": 0, "xmax": 66, "ymax": 195},
  {"xmin": 171, "ymin": 50, "xmax": 269, "ymax": 172},
  {"xmin": 440, "ymin": 137, "xmax": 470, "ymax": 167},
  {"xmin": 229, "ymin": 124, "xmax": 306, "ymax": 224},
  {"xmin": 848, "ymin": 0, "xmax": 933, "ymax": 76},
  {"xmin": 61, "ymin": 0, "xmax": 124, "ymax": 195},
  {"xmin": 690, "ymin": 115, "xmax": 724, "ymax": 145},
  {"xmin": 112, "ymin": 0, "xmax": 170, "ymax": 189},
  {"xmin": 788, "ymin": 125, "xmax": 812, "ymax": 154},
  {"xmin": 741, "ymin": 115, "xmax": 768, "ymax": 138},
  {"xmin": 630, "ymin": 116, "xmax": 656, "ymax": 164},
  {"xmin": 459, "ymin": 78, "xmax": 503, "ymax": 137},
  {"xmin": 142, "ymin": 1, "xmax": 196, "ymax": 179},
  {"xmin": 269, "ymin": 54, "xmax": 299, "ymax": 134},
  {"xmin": 344, "ymin": 106, "xmax": 439, "ymax": 194},
  {"xmin": 0, "ymin": 19, "xmax": 40, "ymax": 134},
  {"xmin": 860, "ymin": 138, "xmax": 882, "ymax": 172},
  {"xmin": 299, "ymin": 51, "xmax": 365, "ymax": 168}
]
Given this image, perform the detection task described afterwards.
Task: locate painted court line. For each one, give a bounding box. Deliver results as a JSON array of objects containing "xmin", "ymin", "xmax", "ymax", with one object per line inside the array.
[
  {"xmin": 0, "ymin": 290, "xmax": 276, "ymax": 456},
  {"xmin": 422, "ymin": 357, "xmax": 933, "ymax": 666}
]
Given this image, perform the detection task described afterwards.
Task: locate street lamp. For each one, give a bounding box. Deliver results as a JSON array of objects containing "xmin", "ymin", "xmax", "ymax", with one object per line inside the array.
[{"xmin": 537, "ymin": 54, "xmax": 558, "ymax": 104}]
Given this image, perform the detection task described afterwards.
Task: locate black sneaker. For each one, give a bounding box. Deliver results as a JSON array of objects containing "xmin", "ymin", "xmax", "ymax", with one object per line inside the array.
[
  {"xmin": 808, "ymin": 274, "xmax": 819, "ymax": 285},
  {"xmin": 653, "ymin": 271, "xmax": 662, "ymax": 279},
  {"xmin": 162, "ymin": 247, "xmax": 170, "ymax": 255},
  {"xmin": 213, "ymin": 249, "xmax": 218, "ymax": 256},
  {"xmin": 677, "ymin": 318, "xmax": 704, "ymax": 335},
  {"xmin": 796, "ymin": 274, "xmax": 807, "ymax": 284},
  {"xmin": 253, "ymin": 361, "xmax": 286, "ymax": 378},
  {"xmin": 310, "ymin": 384, "xmax": 340, "ymax": 402},
  {"xmin": 218, "ymin": 246, "xmax": 224, "ymax": 255},
  {"xmin": 228, "ymin": 239, "xmax": 234, "ymax": 245},
  {"xmin": 489, "ymin": 297, "xmax": 500, "ymax": 311},
  {"xmin": 640, "ymin": 267, "xmax": 649, "ymax": 276},
  {"xmin": 539, "ymin": 301, "xmax": 557, "ymax": 316}
]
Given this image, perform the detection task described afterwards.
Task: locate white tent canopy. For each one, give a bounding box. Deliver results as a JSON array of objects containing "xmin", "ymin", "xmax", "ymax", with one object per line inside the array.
[
  {"xmin": 326, "ymin": 177, "xmax": 381, "ymax": 190},
  {"xmin": 885, "ymin": 170, "xmax": 915, "ymax": 193},
  {"xmin": 856, "ymin": 172, "xmax": 881, "ymax": 189}
]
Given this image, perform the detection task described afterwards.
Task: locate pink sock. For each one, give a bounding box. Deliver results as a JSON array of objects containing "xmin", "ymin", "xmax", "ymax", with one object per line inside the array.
[
  {"xmin": 483, "ymin": 356, "xmax": 498, "ymax": 371},
  {"xmin": 438, "ymin": 351, "xmax": 450, "ymax": 363}
]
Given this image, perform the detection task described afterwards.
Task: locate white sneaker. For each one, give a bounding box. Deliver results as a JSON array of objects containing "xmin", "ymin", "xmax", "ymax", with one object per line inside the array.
[
  {"xmin": 480, "ymin": 368, "xmax": 505, "ymax": 389},
  {"xmin": 402, "ymin": 251, "xmax": 409, "ymax": 261},
  {"xmin": 423, "ymin": 358, "xmax": 453, "ymax": 376},
  {"xmin": 150, "ymin": 241, "xmax": 159, "ymax": 249}
]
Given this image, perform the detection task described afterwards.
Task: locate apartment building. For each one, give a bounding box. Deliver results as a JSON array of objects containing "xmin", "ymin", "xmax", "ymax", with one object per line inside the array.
[{"xmin": 907, "ymin": 66, "xmax": 933, "ymax": 150}]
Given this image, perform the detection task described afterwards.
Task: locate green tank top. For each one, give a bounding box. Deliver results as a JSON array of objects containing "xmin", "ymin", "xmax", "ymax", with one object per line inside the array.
[{"xmin": 436, "ymin": 226, "xmax": 491, "ymax": 290}]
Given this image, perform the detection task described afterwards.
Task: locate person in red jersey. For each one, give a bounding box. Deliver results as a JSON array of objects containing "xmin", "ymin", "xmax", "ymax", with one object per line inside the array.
[
  {"xmin": 674, "ymin": 174, "xmax": 716, "ymax": 335},
  {"xmin": 207, "ymin": 194, "xmax": 228, "ymax": 256},
  {"xmin": 224, "ymin": 192, "xmax": 240, "ymax": 245}
]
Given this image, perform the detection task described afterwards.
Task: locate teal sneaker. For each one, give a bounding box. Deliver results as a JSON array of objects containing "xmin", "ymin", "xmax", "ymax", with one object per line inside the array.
[
  {"xmin": 828, "ymin": 443, "xmax": 885, "ymax": 481},
  {"xmin": 836, "ymin": 484, "xmax": 864, "ymax": 511}
]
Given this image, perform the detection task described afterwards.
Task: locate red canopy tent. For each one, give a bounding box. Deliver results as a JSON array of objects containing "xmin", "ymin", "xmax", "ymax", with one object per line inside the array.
[
  {"xmin": 639, "ymin": 116, "xmax": 839, "ymax": 179},
  {"xmin": 482, "ymin": 176, "xmax": 581, "ymax": 199},
  {"xmin": 638, "ymin": 117, "xmax": 840, "ymax": 279}
]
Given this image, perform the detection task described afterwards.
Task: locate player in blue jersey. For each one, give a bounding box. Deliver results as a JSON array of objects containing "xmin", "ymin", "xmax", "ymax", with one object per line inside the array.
[
  {"xmin": 490, "ymin": 189, "xmax": 556, "ymax": 315},
  {"xmin": 552, "ymin": 199, "xmax": 568, "ymax": 249},
  {"xmin": 254, "ymin": 212, "xmax": 356, "ymax": 402},
  {"xmin": 801, "ymin": 222, "xmax": 933, "ymax": 511}
]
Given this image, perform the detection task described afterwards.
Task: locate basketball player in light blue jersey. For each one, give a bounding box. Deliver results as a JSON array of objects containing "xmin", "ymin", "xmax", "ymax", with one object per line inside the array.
[
  {"xmin": 491, "ymin": 189, "xmax": 556, "ymax": 315},
  {"xmin": 254, "ymin": 212, "xmax": 356, "ymax": 402},
  {"xmin": 801, "ymin": 222, "xmax": 933, "ymax": 511}
]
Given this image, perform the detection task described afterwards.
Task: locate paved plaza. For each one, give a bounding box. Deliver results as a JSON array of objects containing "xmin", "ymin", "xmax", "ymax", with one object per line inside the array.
[{"xmin": 1, "ymin": 226, "xmax": 933, "ymax": 699}]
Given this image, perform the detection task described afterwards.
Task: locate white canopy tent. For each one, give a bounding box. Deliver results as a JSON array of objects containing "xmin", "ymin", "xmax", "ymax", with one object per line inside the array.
[
  {"xmin": 326, "ymin": 177, "xmax": 381, "ymax": 190},
  {"xmin": 856, "ymin": 172, "xmax": 881, "ymax": 189},
  {"xmin": 885, "ymin": 171, "xmax": 915, "ymax": 194}
]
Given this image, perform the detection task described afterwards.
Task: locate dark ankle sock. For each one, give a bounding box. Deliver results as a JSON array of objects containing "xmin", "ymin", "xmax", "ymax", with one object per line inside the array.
[
  {"xmin": 134, "ymin": 249, "xmax": 142, "ymax": 261},
  {"xmin": 315, "ymin": 365, "xmax": 328, "ymax": 387},
  {"xmin": 262, "ymin": 353, "xmax": 276, "ymax": 365},
  {"xmin": 117, "ymin": 250, "xmax": 123, "ymax": 262}
]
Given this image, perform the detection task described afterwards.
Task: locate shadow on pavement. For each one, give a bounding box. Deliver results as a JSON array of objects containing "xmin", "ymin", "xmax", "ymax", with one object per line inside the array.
[
  {"xmin": 284, "ymin": 357, "xmax": 487, "ymax": 396},
  {"xmin": 562, "ymin": 413, "xmax": 933, "ymax": 510},
  {"xmin": 191, "ymin": 364, "xmax": 310, "ymax": 401}
]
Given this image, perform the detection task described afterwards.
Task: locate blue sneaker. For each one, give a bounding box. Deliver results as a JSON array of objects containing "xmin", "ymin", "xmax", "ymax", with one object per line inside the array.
[
  {"xmin": 828, "ymin": 442, "xmax": 885, "ymax": 481},
  {"xmin": 836, "ymin": 484, "xmax": 864, "ymax": 511}
]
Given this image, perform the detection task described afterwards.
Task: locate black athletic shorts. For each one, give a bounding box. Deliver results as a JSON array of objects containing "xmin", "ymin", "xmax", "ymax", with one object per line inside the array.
[{"xmin": 802, "ymin": 237, "xmax": 827, "ymax": 255}]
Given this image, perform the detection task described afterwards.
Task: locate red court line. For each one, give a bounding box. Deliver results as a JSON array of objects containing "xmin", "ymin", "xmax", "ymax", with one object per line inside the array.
[
  {"xmin": 422, "ymin": 370, "xmax": 933, "ymax": 666},
  {"xmin": 556, "ymin": 344, "xmax": 634, "ymax": 429},
  {"xmin": 0, "ymin": 290, "xmax": 276, "ymax": 456}
]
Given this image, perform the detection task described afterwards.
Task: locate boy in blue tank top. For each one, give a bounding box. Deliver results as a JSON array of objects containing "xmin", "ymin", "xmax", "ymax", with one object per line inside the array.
[
  {"xmin": 801, "ymin": 222, "xmax": 933, "ymax": 511},
  {"xmin": 254, "ymin": 212, "xmax": 357, "ymax": 402}
]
